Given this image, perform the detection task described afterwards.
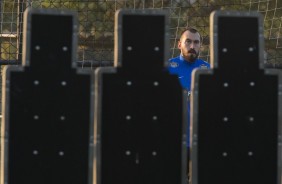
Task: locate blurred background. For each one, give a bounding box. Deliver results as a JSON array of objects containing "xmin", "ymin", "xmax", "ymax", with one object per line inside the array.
[{"xmin": 1, "ymin": 0, "xmax": 281, "ymax": 66}]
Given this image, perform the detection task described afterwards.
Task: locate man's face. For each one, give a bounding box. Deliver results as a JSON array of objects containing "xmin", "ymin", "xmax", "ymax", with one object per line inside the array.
[{"xmin": 178, "ymin": 30, "xmax": 201, "ymax": 62}]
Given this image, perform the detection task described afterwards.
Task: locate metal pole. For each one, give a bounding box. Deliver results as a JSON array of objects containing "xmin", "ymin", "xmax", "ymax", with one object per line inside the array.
[{"xmin": 16, "ymin": 0, "xmax": 26, "ymax": 64}]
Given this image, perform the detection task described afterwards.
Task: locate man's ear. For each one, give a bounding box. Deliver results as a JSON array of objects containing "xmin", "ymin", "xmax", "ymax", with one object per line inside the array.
[{"xmin": 177, "ymin": 40, "xmax": 181, "ymax": 49}]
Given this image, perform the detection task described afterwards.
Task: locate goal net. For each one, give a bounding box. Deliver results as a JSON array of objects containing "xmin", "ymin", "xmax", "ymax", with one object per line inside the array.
[{"xmin": 1, "ymin": 0, "xmax": 281, "ymax": 67}]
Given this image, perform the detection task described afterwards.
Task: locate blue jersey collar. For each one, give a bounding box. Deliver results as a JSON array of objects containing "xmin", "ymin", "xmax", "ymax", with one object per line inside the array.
[{"xmin": 179, "ymin": 55, "xmax": 198, "ymax": 65}]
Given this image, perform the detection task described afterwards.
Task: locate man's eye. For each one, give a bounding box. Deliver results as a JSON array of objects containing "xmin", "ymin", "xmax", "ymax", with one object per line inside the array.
[{"xmin": 185, "ymin": 40, "xmax": 191, "ymax": 44}]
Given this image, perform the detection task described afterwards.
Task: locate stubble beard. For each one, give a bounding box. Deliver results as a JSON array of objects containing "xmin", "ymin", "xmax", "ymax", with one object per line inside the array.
[{"xmin": 183, "ymin": 49, "xmax": 199, "ymax": 63}]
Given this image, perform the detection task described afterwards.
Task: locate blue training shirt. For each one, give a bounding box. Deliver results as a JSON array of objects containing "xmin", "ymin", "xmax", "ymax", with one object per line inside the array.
[{"xmin": 168, "ymin": 55, "xmax": 210, "ymax": 147}]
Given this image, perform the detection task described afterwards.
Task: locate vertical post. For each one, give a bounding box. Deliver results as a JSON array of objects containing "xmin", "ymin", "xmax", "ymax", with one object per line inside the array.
[{"xmin": 16, "ymin": 0, "xmax": 27, "ymax": 63}]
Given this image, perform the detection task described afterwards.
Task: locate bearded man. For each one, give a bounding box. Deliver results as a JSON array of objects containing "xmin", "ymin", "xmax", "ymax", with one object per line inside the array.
[{"xmin": 168, "ymin": 27, "xmax": 210, "ymax": 181}]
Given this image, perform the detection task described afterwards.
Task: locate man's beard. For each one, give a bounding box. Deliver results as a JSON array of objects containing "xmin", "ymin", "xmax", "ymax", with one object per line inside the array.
[{"xmin": 184, "ymin": 48, "xmax": 199, "ymax": 62}]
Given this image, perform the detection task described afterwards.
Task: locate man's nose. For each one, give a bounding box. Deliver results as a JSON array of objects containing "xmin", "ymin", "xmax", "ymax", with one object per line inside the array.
[{"xmin": 189, "ymin": 43, "xmax": 195, "ymax": 49}]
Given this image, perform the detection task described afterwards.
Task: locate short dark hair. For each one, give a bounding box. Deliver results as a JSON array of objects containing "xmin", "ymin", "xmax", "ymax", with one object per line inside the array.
[{"xmin": 179, "ymin": 27, "xmax": 201, "ymax": 40}]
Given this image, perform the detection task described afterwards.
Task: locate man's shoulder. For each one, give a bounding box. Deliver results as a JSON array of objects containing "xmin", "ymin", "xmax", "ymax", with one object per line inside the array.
[
  {"xmin": 197, "ymin": 59, "xmax": 210, "ymax": 68},
  {"xmin": 168, "ymin": 56, "xmax": 181, "ymax": 69},
  {"xmin": 197, "ymin": 58, "xmax": 210, "ymax": 65}
]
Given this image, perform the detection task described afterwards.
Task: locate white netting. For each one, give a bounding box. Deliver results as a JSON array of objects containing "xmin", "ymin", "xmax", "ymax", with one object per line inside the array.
[{"xmin": 1, "ymin": 0, "xmax": 282, "ymax": 66}]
